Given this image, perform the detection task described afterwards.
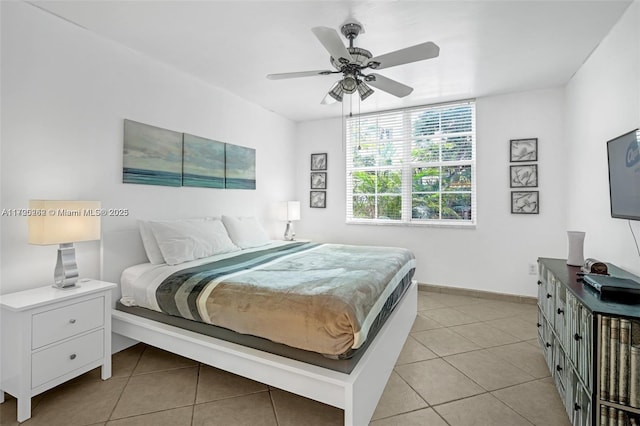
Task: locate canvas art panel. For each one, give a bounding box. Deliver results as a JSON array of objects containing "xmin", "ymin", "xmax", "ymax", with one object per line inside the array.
[
  {"xmin": 182, "ymin": 133, "xmax": 225, "ymax": 188},
  {"xmin": 225, "ymin": 144, "xmax": 256, "ymax": 189},
  {"xmin": 123, "ymin": 119, "xmax": 183, "ymax": 187}
]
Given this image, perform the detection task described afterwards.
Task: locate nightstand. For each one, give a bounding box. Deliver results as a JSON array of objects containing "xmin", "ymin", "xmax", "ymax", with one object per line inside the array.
[{"xmin": 0, "ymin": 279, "xmax": 116, "ymax": 422}]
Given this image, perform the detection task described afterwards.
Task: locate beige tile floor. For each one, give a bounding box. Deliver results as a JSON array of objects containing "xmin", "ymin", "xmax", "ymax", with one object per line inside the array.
[{"xmin": 0, "ymin": 290, "xmax": 572, "ymax": 426}]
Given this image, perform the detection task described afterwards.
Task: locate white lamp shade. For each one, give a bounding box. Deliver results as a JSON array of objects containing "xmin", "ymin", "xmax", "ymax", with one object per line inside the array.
[
  {"xmin": 286, "ymin": 201, "xmax": 301, "ymax": 221},
  {"xmin": 28, "ymin": 200, "xmax": 101, "ymax": 245}
]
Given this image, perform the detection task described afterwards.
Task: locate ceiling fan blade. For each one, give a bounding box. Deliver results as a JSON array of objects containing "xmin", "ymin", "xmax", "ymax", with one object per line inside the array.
[
  {"xmin": 367, "ymin": 74, "xmax": 413, "ymax": 98},
  {"xmin": 369, "ymin": 41, "xmax": 439, "ymax": 70},
  {"xmin": 267, "ymin": 70, "xmax": 334, "ymax": 80},
  {"xmin": 311, "ymin": 26, "xmax": 354, "ymax": 64}
]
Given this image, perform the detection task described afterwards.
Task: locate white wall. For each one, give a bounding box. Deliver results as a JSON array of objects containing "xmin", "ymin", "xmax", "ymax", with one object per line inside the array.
[
  {"xmin": 0, "ymin": 2, "xmax": 296, "ymax": 294},
  {"xmin": 295, "ymin": 89, "xmax": 567, "ymax": 297},
  {"xmin": 564, "ymin": 1, "xmax": 640, "ymax": 275}
]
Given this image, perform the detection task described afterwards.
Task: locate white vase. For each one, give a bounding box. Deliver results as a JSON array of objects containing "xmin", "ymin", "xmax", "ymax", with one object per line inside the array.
[{"xmin": 567, "ymin": 231, "xmax": 585, "ymax": 266}]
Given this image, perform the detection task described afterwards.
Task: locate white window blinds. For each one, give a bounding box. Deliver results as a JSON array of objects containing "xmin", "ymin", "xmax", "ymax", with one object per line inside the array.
[{"xmin": 346, "ymin": 100, "xmax": 476, "ymax": 225}]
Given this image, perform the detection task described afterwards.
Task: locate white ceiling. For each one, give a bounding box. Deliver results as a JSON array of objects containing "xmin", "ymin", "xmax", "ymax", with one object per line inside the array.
[{"xmin": 31, "ymin": 1, "xmax": 631, "ymax": 123}]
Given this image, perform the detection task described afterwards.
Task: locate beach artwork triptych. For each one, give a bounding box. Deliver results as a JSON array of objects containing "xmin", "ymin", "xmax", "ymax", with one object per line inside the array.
[{"xmin": 122, "ymin": 119, "xmax": 256, "ymax": 190}]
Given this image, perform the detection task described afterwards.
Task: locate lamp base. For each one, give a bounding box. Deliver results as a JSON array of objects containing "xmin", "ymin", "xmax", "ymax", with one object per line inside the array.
[
  {"xmin": 284, "ymin": 221, "xmax": 296, "ymax": 241},
  {"xmin": 54, "ymin": 243, "xmax": 79, "ymax": 288}
]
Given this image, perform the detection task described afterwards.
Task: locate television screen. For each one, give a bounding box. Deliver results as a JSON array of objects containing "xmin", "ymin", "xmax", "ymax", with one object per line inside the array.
[{"xmin": 607, "ymin": 129, "xmax": 640, "ymax": 220}]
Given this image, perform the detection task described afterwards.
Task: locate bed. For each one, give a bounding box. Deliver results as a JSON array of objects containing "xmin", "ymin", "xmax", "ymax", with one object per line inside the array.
[{"xmin": 101, "ymin": 221, "xmax": 417, "ymax": 425}]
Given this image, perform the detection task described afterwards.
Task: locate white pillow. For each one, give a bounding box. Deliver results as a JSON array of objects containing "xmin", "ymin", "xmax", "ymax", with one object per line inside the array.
[
  {"xmin": 138, "ymin": 220, "xmax": 165, "ymax": 264},
  {"xmin": 149, "ymin": 219, "xmax": 239, "ymax": 265},
  {"xmin": 221, "ymin": 215, "xmax": 271, "ymax": 249},
  {"xmin": 138, "ymin": 217, "xmax": 216, "ymax": 264}
]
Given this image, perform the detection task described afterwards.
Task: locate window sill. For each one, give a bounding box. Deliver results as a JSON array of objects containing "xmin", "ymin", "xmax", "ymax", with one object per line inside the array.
[{"xmin": 345, "ymin": 219, "xmax": 476, "ymax": 229}]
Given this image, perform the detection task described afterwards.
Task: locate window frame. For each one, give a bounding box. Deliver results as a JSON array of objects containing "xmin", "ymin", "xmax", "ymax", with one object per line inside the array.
[{"xmin": 345, "ymin": 100, "xmax": 476, "ymax": 227}]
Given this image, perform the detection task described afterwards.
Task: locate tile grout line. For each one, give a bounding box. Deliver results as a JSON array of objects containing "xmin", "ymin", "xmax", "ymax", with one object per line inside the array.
[
  {"xmin": 105, "ymin": 344, "xmax": 146, "ymax": 424},
  {"xmin": 267, "ymin": 388, "xmax": 281, "ymax": 426},
  {"xmin": 429, "ymin": 394, "xmax": 536, "ymax": 426},
  {"xmin": 191, "ymin": 363, "xmax": 201, "ymax": 425},
  {"xmin": 385, "ymin": 367, "xmax": 433, "ymax": 420},
  {"xmin": 372, "ymin": 405, "xmax": 454, "ymax": 426},
  {"xmin": 192, "ymin": 388, "xmax": 272, "ymax": 408},
  {"xmin": 435, "ymin": 323, "xmax": 540, "ymax": 389}
]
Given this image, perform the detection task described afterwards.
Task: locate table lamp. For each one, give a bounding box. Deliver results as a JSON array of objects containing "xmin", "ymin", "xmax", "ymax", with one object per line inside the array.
[
  {"xmin": 284, "ymin": 201, "xmax": 300, "ymax": 241},
  {"xmin": 28, "ymin": 200, "xmax": 101, "ymax": 288}
]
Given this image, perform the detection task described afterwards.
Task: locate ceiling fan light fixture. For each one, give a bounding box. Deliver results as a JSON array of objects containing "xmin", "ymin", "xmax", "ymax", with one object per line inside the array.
[
  {"xmin": 341, "ymin": 74, "xmax": 357, "ymax": 94},
  {"xmin": 357, "ymin": 80, "xmax": 374, "ymax": 100},
  {"xmin": 328, "ymin": 82, "xmax": 344, "ymax": 102}
]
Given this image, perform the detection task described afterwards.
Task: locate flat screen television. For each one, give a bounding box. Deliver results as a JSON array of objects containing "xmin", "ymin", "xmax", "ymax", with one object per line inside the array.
[{"xmin": 607, "ymin": 129, "xmax": 640, "ymax": 220}]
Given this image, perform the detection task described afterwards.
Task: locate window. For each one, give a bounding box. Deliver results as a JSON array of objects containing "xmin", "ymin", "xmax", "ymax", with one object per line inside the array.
[{"xmin": 346, "ymin": 100, "xmax": 476, "ymax": 225}]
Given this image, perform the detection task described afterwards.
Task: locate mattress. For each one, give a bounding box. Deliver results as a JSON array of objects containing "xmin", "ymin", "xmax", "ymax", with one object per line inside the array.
[{"xmin": 119, "ymin": 241, "xmax": 415, "ymax": 358}]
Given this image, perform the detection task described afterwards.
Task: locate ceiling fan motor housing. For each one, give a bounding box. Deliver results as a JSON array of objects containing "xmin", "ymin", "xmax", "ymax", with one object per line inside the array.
[
  {"xmin": 330, "ymin": 47, "xmax": 372, "ymax": 69},
  {"xmin": 341, "ymin": 22, "xmax": 362, "ymax": 41}
]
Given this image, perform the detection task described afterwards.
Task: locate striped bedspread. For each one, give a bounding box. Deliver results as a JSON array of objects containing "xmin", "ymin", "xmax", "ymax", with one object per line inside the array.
[{"xmin": 147, "ymin": 242, "xmax": 415, "ymax": 356}]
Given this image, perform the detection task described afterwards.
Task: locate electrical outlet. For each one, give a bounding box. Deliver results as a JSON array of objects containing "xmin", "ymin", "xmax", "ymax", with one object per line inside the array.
[{"xmin": 528, "ymin": 263, "xmax": 537, "ymax": 275}]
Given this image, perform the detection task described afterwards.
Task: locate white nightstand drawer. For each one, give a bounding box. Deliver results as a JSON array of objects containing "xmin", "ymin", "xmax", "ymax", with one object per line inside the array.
[
  {"xmin": 31, "ymin": 329, "xmax": 104, "ymax": 389},
  {"xmin": 32, "ymin": 297, "xmax": 104, "ymax": 349}
]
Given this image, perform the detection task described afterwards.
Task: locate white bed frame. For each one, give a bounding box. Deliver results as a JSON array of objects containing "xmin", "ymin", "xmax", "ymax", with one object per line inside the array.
[{"xmin": 101, "ymin": 229, "xmax": 417, "ymax": 426}]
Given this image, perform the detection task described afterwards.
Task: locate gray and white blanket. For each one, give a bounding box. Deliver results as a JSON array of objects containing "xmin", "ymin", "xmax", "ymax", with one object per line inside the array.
[{"xmin": 128, "ymin": 242, "xmax": 415, "ymax": 356}]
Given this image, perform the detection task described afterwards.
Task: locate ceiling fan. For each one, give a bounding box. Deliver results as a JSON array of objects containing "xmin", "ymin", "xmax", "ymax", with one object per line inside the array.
[{"xmin": 266, "ymin": 22, "xmax": 439, "ymax": 103}]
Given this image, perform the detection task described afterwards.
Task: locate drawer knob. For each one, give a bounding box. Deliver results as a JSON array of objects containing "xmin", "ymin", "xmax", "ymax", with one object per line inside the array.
[
  {"xmin": 69, "ymin": 354, "xmax": 77, "ymax": 360},
  {"xmin": 69, "ymin": 319, "xmax": 76, "ymax": 324},
  {"xmin": 536, "ymin": 322, "xmax": 541, "ymax": 328},
  {"xmin": 556, "ymin": 365, "xmax": 563, "ymax": 372},
  {"xmin": 574, "ymin": 333, "xmax": 582, "ymax": 341},
  {"xmin": 574, "ymin": 403, "xmax": 581, "ymax": 411},
  {"xmin": 557, "ymin": 308, "xmax": 564, "ymax": 315},
  {"xmin": 546, "ymin": 293, "xmax": 552, "ymax": 299},
  {"xmin": 546, "ymin": 342, "xmax": 551, "ymax": 348},
  {"xmin": 537, "ymin": 280, "xmax": 542, "ymax": 286}
]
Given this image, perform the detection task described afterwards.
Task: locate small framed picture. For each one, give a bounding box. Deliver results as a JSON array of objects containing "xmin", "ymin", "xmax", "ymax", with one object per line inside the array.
[
  {"xmin": 511, "ymin": 191, "xmax": 539, "ymax": 214},
  {"xmin": 310, "ymin": 191, "xmax": 326, "ymax": 208},
  {"xmin": 310, "ymin": 172, "xmax": 327, "ymax": 189},
  {"xmin": 311, "ymin": 153, "xmax": 327, "ymax": 170},
  {"xmin": 510, "ymin": 164, "xmax": 538, "ymax": 188},
  {"xmin": 510, "ymin": 138, "xmax": 538, "ymax": 162}
]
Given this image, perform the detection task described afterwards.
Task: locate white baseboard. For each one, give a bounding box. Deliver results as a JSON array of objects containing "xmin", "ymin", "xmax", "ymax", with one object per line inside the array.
[{"xmin": 418, "ymin": 282, "xmax": 536, "ymax": 304}]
